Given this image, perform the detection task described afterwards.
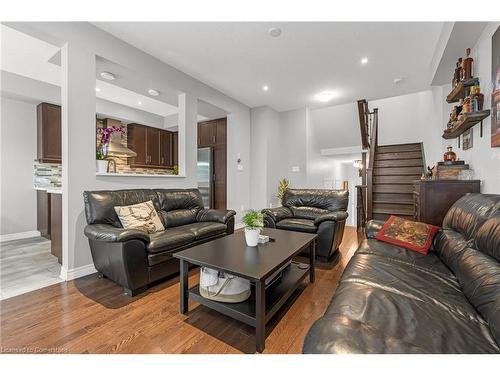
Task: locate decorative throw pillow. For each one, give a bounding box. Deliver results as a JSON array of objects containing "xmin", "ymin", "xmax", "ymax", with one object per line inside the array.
[
  {"xmin": 114, "ymin": 200, "xmax": 165, "ymax": 234},
  {"xmin": 375, "ymin": 215, "xmax": 440, "ymax": 255}
]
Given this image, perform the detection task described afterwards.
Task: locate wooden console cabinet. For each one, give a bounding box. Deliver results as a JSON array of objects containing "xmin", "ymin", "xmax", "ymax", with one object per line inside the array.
[{"xmin": 413, "ymin": 180, "xmax": 480, "ymax": 226}]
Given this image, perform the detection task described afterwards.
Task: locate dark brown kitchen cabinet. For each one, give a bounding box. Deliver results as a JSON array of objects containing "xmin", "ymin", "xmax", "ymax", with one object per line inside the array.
[
  {"xmin": 172, "ymin": 132, "xmax": 178, "ymax": 166},
  {"xmin": 160, "ymin": 130, "xmax": 173, "ymax": 167},
  {"xmin": 127, "ymin": 124, "xmax": 148, "ymax": 167},
  {"xmin": 127, "ymin": 123, "xmax": 174, "ymax": 169},
  {"xmin": 198, "ymin": 120, "xmax": 216, "ymax": 147},
  {"xmin": 50, "ymin": 193, "xmax": 62, "ymax": 264},
  {"xmin": 37, "ymin": 103, "xmax": 61, "ymax": 163},
  {"xmin": 146, "ymin": 127, "xmax": 160, "ymax": 165},
  {"xmin": 37, "ymin": 190, "xmax": 51, "ymax": 239}
]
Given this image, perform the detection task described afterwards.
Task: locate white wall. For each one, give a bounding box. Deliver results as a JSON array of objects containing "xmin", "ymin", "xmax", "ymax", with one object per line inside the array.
[
  {"xmin": 279, "ymin": 108, "xmax": 308, "ymax": 187},
  {"xmin": 436, "ymin": 23, "xmax": 500, "ymax": 194},
  {"xmin": 250, "ymin": 106, "xmax": 281, "ymax": 209},
  {"xmin": 0, "ymin": 97, "xmax": 37, "ymax": 235}
]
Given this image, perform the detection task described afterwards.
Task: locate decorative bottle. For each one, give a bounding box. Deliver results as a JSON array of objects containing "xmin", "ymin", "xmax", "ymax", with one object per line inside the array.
[
  {"xmin": 463, "ymin": 48, "xmax": 474, "ymax": 80},
  {"xmin": 444, "ymin": 146, "xmax": 457, "ymax": 162}
]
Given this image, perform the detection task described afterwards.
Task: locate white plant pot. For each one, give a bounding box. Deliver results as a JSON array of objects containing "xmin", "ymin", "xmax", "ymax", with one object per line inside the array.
[
  {"xmin": 245, "ymin": 228, "xmax": 261, "ymax": 247},
  {"xmin": 96, "ymin": 160, "xmax": 109, "ymax": 173}
]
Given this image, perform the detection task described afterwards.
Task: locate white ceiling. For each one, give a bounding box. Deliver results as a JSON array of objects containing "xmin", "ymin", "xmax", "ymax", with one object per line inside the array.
[{"xmin": 94, "ymin": 22, "xmax": 445, "ymax": 112}]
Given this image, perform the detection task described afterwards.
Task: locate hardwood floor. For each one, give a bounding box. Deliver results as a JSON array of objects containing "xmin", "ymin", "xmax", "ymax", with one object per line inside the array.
[{"xmin": 0, "ymin": 227, "xmax": 361, "ymax": 354}]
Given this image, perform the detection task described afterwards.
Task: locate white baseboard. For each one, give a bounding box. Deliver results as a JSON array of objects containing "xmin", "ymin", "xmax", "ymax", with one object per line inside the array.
[
  {"xmin": 0, "ymin": 230, "xmax": 41, "ymax": 243},
  {"xmin": 235, "ymin": 222, "xmax": 244, "ymax": 230},
  {"xmin": 60, "ymin": 263, "xmax": 97, "ymax": 281}
]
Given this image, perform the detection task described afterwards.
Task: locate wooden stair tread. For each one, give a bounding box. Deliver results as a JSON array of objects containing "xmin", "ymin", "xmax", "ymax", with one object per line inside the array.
[
  {"xmin": 373, "ymin": 199, "xmax": 413, "ymax": 205},
  {"xmin": 373, "ymin": 207, "xmax": 414, "ymax": 215},
  {"xmin": 376, "ymin": 143, "xmax": 422, "ymax": 153}
]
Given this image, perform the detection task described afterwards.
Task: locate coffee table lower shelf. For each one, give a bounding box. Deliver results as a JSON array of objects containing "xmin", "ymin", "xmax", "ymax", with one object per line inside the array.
[{"xmin": 188, "ymin": 262, "xmax": 310, "ymax": 345}]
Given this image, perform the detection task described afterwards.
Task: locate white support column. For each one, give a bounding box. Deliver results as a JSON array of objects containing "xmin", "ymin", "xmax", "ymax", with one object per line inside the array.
[
  {"xmin": 60, "ymin": 42, "xmax": 96, "ymax": 279},
  {"xmin": 177, "ymin": 93, "xmax": 197, "ymax": 181}
]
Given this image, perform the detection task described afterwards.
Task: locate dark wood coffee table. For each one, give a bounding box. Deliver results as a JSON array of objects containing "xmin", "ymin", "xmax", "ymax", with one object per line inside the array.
[{"xmin": 173, "ymin": 228, "xmax": 317, "ymax": 353}]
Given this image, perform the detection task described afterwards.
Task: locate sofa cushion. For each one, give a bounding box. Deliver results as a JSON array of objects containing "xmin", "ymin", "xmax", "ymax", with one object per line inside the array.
[
  {"xmin": 442, "ymin": 193, "xmax": 500, "ymax": 241},
  {"xmin": 159, "ymin": 208, "xmax": 199, "ymax": 228},
  {"xmin": 184, "ymin": 222, "xmax": 227, "ymax": 240},
  {"xmin": 282, "ymin": 189, "xmax": 349, "ymax": 211},
  {"xmin": 276, "ymin": 218, "xmax": 317, "ymax": 233},
  {"xmin": 114, "ymin": 200, "xmax": 165, "ymax": 234},
  {"xmin": 474, "ymin": 215, "xmax": 500, "ymax": 262},
  {"xmin": 146, "ymin": 228, "xmax": 195, "ymax": 254},
  {"xmin": 304, "ymin": 239, "xmax": 500, "ymax": 353},
  {"xmin": 83, "ymin": 189, "xmax": 158, "ymax": 227},
  {"xmin": 290, "ymin": 206, "xmax": 330, "ymax": 220}
]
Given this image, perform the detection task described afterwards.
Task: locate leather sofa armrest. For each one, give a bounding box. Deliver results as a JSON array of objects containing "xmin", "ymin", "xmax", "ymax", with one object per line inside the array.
[
  {"xmin": 314, "ymin": 211, "xmax": 348, "ymax": 226},
  {"xmin": 365, "ymin": 220, "xmax": 385, "ymax": 239},
  {"xmin": 261, "ymin": 207, "xmax": 292, "ymax": 223},
  {"xmin": 84, "ymin": 224, "xmax": 150, "ymax": 243},
  {"xmin": 196, "ymin": 209, "xmax": 236, "ymax": 224}
]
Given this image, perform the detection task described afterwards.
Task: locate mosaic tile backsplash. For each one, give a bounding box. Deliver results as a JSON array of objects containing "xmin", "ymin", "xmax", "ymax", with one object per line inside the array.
[
  {"xmin": 34, "ymin": 163, "xmax": 62, "ymax": 188},
  {"xmin": 96, "ymin": 120, "xmax": 174, "ymax": 175}
]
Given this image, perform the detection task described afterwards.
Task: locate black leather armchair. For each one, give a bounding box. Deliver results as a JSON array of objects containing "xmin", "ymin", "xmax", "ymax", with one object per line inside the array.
[
  {"xmin": 262, "ymin": 189, "xmax": 349, "ymax": 261},
  {"xmin": 303, "ymin": 193, "xmax": 500, "ymax": 353},
  {"xmin": 83, "ymin": 188, "xmax": 235, "ymax": 296}
]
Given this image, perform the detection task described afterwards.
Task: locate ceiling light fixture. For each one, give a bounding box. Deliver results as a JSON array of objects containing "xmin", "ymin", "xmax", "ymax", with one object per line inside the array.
[
  {"xmin": 148, "ymin": 89, "xmax": 160, "ymax": 96},
  {"xmin": 268, "ymin": 27, "xmax": 282, "ymax": 37},
  {"xmin": 138, "ymin": 101, "xmax": 142, "ymax": 105},
  {"xmin": 95, "ymin": 87, "xmax": 101, "ymax": 92},
  {"xmin": 314, "ymin": 90, "xmax": 338, "ymax": 103},
  {"xmin": 100, "ymin": 71, "xmax": 115, "ymax": 81},
  {"xmin": 263, "ymin": 85, "xmax": 269, "ymax": 91},
  {"xmin": 361, "ymin": 57, "xmax": 369, "ymax": 65}
]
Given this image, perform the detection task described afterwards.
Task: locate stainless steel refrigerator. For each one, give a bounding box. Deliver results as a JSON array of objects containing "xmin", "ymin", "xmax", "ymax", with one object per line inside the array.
[{"xmin": 197, "ymin": 147, "xmax": 213, "ymax": 208}]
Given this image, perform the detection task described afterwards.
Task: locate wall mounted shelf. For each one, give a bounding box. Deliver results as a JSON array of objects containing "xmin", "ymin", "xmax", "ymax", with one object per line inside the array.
[
  {"xmin": 442, "ymin": 109, "xmax": 491, "ymax": 139},
  {"xmin": 446, "ymin": 78, "xmax": 478, "ymax": 103}
]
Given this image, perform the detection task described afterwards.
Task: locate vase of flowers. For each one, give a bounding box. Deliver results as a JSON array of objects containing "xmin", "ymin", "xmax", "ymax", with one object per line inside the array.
[
  {"xmin": 242, "ymin": 210, "xmax": 264, "ymax": 247},
  {"xmin": 96, "ymin": 125, "xmax": 124, "ymax": 173}
]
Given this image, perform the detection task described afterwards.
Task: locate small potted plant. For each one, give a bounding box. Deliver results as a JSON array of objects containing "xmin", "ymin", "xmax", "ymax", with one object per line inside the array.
[
  {"xmin": 242, "ymin": 210, "xmax": 264, "ymax": 247},
  {"xmin": 96, "ymin": 126, "xmax": 124, "ymax": 173}
]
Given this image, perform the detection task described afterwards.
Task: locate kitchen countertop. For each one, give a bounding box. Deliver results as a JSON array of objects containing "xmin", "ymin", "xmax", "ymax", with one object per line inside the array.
[
  {"xmin": 35, "ymin": 186, "xmax": 62, "ymax": 194},
  {"xmin": 96, "ymin": 172, "xmax": 184, "ymax": 178}
]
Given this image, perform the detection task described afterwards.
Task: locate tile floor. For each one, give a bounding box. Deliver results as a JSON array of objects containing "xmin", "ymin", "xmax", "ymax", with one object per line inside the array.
[{"xmin": 0, "ymin": 236, "xmax": 62, "ymax": 300}]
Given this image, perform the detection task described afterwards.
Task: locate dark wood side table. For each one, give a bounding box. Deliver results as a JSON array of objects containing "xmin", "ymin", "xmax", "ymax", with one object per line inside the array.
[
  {"xmin": 173, "ymin": 228, "xmax": 317, "ymax": 353},
  {"xmin": 413, "ymin": 180, "xmax": 480, "ymax": 226}
]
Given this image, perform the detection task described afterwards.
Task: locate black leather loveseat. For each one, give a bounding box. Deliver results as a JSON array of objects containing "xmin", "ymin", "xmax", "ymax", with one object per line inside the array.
[
  {"xmin": 303, "ymin": 193, "xmax": 500, "ymax": 353},
  {"xmin": 262, "ymin": 189, "xmax": 348, "ymax": 261},
  {"xmin": 83, "ymin": 188, "xmax": 235, "ymax": 296}
]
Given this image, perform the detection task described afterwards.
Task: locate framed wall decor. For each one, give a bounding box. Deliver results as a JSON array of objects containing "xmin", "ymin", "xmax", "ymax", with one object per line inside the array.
[
  {"xmin": 492, "ymin": 26, "xmax": 500, "ymax": 147},
  {"xmin": 462, "ymin": 128, "xmax": 473, "ymax": 150}
]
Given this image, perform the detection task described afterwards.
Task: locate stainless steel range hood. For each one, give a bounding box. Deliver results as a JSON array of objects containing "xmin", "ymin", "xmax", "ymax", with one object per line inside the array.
[
  {"xmin": 107, "ymin": 132, "xmax": 137, "ymax": 158},
  {"xmin": 102, "ymin": 118, "xmax": 137, "ymax": 158}
]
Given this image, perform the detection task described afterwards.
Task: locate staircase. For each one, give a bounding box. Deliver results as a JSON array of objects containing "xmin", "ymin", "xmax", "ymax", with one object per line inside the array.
[{"xmin": 372, "ymin": 142, "xmax": 425, "ymax": 221}]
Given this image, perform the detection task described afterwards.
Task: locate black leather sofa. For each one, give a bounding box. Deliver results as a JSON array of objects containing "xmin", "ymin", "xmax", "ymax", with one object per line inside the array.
[
  {"xmin": 303, "ymin": 193, "xmax": 500, "ymax": 353},
  {"xmin": 83, "ymin": 188, "xmax": 236, "ymax": 296},
  {"xmin": 262, "ymin": 189, "xmax": 348, "ymax": 261}
]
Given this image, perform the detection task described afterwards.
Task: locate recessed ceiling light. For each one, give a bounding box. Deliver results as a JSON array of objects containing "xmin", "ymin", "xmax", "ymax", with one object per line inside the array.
[
  {"xmin": 138, "ymin": 101, "xmax": 142, "ymax": 105},
  {"xmin": 100, "ymin": 71, "xmax": 115, "ymax": 81},
  {"xmin": 263, "ymin": 85, "xmax": 269, "ymax": 91},
  {"xmin": 268, "ymin": 27, "xmax": 282, "ymax": 37},
  {"xmin": 361, "ymin": 57, "xmax": 369, "ymax": 65},
  {"xmin": 95, "ymin": 87, "xmax": 101, "ymax": 92},
  {"xmin": 148, "ymin": 89, "xmax": 160, "ymax": 96},
  {"xmin": 314, "ymin": 90, "xmax": 339, "ymax": 103},
  {"xmin": 393, "ymin": 77, "xmax": 404, "ymax": 84}
]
